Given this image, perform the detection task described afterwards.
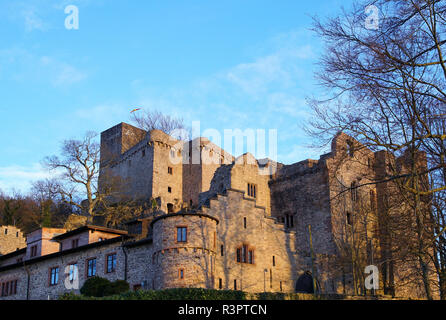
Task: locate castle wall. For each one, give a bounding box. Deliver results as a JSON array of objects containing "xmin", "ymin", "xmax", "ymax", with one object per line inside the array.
[
  {"xmin": 201, "ymin": 189, "xmax": 297, "ymax": 293},
  {"xmin": 150, "ymin": 130, "xmax": 183, "ymax": 212},
  {"xmin": 0, "ymin": 226, "xmax": 26, "ymax": 256},
  {"xmin": 230, "ymin": 154, "xmax": 271, "ymax": 215}
]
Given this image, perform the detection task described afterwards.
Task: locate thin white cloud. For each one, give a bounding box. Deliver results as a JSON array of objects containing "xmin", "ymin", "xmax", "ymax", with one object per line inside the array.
[
  {"xmin": 0, "ymin": 49, "xmax": 87, "ymax": 86},
  {"xmin": 0, "ymin": 163, "xmax": 53, "ymax": 193},
  {"xmin": 22, "ymin": 7, "xmax": 47, "ymax": 32},
  {"xmin": 40, "ymin": 56, "xmax": 87, "ymax": 86}
]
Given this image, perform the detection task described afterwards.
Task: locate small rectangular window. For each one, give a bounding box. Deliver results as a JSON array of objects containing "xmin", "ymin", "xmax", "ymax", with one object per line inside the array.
[
  {"xmin": 87, "ymin": 258, "xmax": 97, "ymax": 277},
  {"xmin": 50, "ymin": 267, "xmax": 59, "ymax": 286},
  {"xmin": 168, "ymin": 186, "xmax": 172, "ymax": 193},
  {"xmin": 179, "ymin": 268, "xmax": 184, "ymax": 279},
  {"xmin": 234, "ymin": 279, "xmax": 237, "ymax": 290},
  {"xmin": 272, "ymin": 256, "xmax": 275, "ymax": 267},
  {"xmin": 30, "ymin": 245, "xmax": 37, "ymax": 257},
  {"xmin": 107, "ymin": 253, "xmax": 117, "ymax": 273},
  {"xmin": 247, "ymin": 183, "xmax": 257, "ymax": 198},
  {"xmin": 72, "ymin": 239, "xmax": 79, "ymax": 248},
  {"xmin": 168, "ymin": 167, "xmax": 173, "ymax": 174},
  {"xmin": 177, "ymin": 227, "xmax": 187, "ymax": 243},
  {"xmin": 243, "ymin": 217, "xmax": 247, "ymax": 229},
  {"xmin": 219, "ymin": 278, "xmax": 223, "ymax": 290},
  {"xmin": 347, "ymin": 212, "xmax": 353, "ymax": 225},
  {"xmin": 248, "ymin": 250, "xmax": 254, "ymax": 264},
  {"xmin": 220, "ymin": 245, "xmax": 224, "ymax": 256}
]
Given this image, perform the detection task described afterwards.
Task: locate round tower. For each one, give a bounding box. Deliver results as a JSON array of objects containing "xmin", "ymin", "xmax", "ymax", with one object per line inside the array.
[{"xmin": 151, "ymin": 212, "xmax": 219, "ymax": 289}]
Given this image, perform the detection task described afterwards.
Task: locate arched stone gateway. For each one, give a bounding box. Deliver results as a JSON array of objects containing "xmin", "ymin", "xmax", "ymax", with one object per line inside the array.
[{"xmin": 295, "ymin": 272, "xmax": 315, "ymax": 293}]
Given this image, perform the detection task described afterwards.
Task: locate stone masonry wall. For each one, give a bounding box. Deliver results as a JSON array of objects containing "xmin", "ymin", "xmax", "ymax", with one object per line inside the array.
[
  {"xmin": 201, "ymin": 189, "xmax": 297, "ymax": 293},
  {"xmin": 0, "ymin": 226, "xmax": 26, "ymax": 256}
]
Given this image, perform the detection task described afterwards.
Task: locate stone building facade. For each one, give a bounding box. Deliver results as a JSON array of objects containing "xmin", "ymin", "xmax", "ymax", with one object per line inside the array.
[{"xmin": 0, "ymin": 123, "xmax": 437, "ymax": 299}]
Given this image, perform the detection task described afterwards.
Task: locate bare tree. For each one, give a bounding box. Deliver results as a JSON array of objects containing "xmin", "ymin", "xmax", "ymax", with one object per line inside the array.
[
  {"xmin": 42, "ymin": 132, "xmax": 106, "ymax": 223},
  {"xmin": 130, "ymin": 109, "xmax": 188, "ymax": 140},
  {"xmin": 308, "ymin": 0, "xmax": 446, "ymax": 299}
]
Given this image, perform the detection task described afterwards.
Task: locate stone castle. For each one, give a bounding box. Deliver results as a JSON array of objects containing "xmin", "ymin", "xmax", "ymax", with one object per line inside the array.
[{"xmin": 0, "ymin": 122, "xmax": 436, "ymax": 299}]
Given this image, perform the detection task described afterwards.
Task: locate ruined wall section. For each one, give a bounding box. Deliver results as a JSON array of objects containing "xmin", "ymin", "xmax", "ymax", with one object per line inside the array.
[
  {"xmin": 270, "ymin": 159, "xmax": 333, "ymax": 257},
  {"xmin": 183, "ymin": 138, "xmax": 234, "ymax": 208},
  {"xmin": 324, "ymin": 132, "xmax": 379, "ymax": 294},
  {"xmin": 201, "ymin": 189, "xmax": 297, "ymax": 293}
]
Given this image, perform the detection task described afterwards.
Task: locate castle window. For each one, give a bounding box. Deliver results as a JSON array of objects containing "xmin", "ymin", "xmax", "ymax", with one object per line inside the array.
[
  {"xmin": 237, "ymin": 244, "xmax": 254, "ymax": 264},
  {"xmin": 4, "ymin": 228, "xmax": 7, "ymax": 235},
  {"xmin": 142, "ymin": 149, "xmax": 145, "ymax": 157},
  {"xmin": 243, "ymin": 217, "xmax": 247, "ymax": 229},
  {"xmin": 347, "ymin": 141, "xmax": 354, "ymax": 157},
  {"xmin": 247, "ymin": 183, "xmax": 257, "ymax": 198},
  {"xmin": 219, "ymin": 278, "xmax": 223, "ymax": 289},
  {"xmin": 168, "ymin": 167, "xmax": 173, "ymax": 175},
  {"xmin": 270, "ymin": 269, "xmax": 273, "ymax": 288},
  {"xmin": 1, "ymin": 280, "xmax": 17, "ymax": 297},
  {"xmin": 280, "ymin": 281, "xmax": 283, "ymax": 292},
  {"xmin": 285, "ymin": 214, "xmax": 294, "ymax": 228},
  {"xmin": 179, "ymin": 268, "xmax": 184, "ymax": 280},
  {"xmin": 248, "ymin": 250, "xmax": 254, "ymax": 264},
  {"xmin": 16, "ymin": 232, "xmax": 18, "ymax": 237},
  {"xmin": 234, "ymin": 279, "xmax": 237, "ymax": 290},
  {"xmin": 106, "ymin": 253, "xmax": 117, "ymax": 273},
  {"xmin": 72, "ymin": 239, "xmax": 79, "ymax": 249},
  {"xmin": 347, "ymin": 212, "xmax": 353, "ymax": 226},
  {"xmin": 167, "ymin": 203, "xmax": 174, "ymax": 213},
  {"xmin": 50, "ymin": 267, "xmax": 59, "ymax": 286},
  {"xmin": 221, "ymin": 245, "xmax": 224, "ymax": 256},
  {"xmin": 87, "ymin": 258, "xmax": 97, "ymax": 277},
  {"xmin": 190, "ymin": 199, "xmax": 193, "ymax": 207},
  {"xmin": 177, "ymin": 227, "xmax": 187, "ymax": 243},
  {"xmin": 370, "ymin": 190, "xmax": 376, "ymax": 211},
  {"xmin": 168, "ymin": 186, "xmax": 172, "ymax": 193},
  {"xmin": 30, "ymin": 245, "xmax": 37, "ymax": 257},
  {"xmin": 351, "ymin": 182, "xmax": 358, "ymax": 202},
  {"xmin": 272, "ymin": 256, "xmax": 276, "ymax": 267}
]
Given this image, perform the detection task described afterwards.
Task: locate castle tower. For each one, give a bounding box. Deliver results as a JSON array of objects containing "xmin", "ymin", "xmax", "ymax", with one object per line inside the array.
[{"xmin": 150, "ymin": 212, "xmax": 218, "ymax": 289}]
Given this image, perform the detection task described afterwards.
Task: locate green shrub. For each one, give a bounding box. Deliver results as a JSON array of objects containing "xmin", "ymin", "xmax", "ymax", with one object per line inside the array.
[
  {"xmin": 80, "ymin": 277, "xmax": 112, "ymax": 297},
  {"xmin": 62, "ymin": 287, "xmax": 247, "ymax": 300},
  {"xmin": 103, "ymin": 280, "xmax": 130, "ymax": 296},
  {"xmin": 80, "ymin": 277, "xmax": 131, "ymax": 297}
]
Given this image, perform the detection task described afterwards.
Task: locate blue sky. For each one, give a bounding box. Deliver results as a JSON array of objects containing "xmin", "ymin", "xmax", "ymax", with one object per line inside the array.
[{"xmin": 0, "ymin": 0, "xmax": 355, "ymax": 193}]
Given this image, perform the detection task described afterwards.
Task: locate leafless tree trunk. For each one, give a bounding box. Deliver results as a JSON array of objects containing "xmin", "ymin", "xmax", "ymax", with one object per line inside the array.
[{"xmin": 308, "ymin": 0, "xmax": 445, "ymax": 299}]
